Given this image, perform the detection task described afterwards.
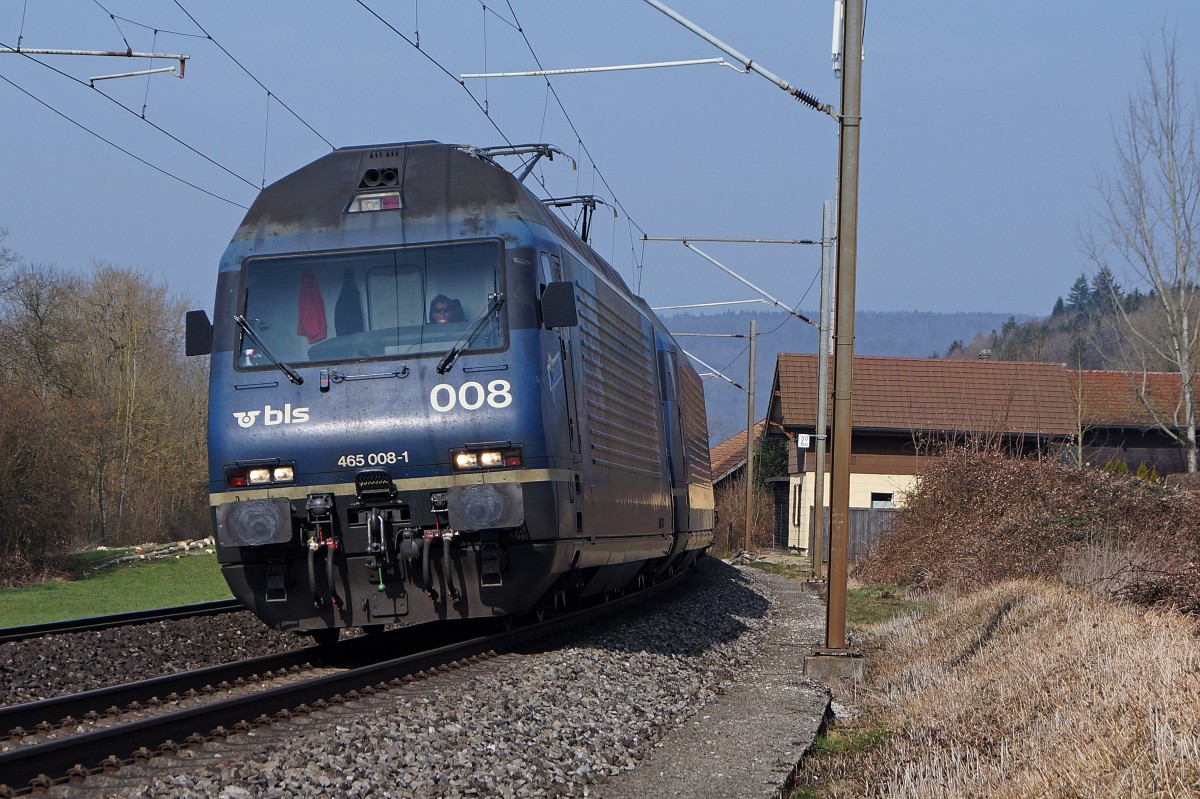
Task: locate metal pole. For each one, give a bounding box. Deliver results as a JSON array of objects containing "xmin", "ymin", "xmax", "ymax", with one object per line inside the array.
[
  {"xmin": 743, "ymin": 320, "xmax": 757, "ymax": 553},
  {"xmin": 812, "ymin": 201, "xmax": 833, "ymax": 579},
  {"xmin": 826, "ymin": 0, "xmax": 864, "ymax": 653}
]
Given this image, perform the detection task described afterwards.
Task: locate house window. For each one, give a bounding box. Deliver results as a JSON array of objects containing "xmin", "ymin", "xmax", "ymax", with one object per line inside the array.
[{"xmin": 870, "ymin": 492, "xmax": 894, "ymax": 509}]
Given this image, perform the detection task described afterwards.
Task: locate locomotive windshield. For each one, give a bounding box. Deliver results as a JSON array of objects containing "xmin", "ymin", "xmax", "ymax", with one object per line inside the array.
[{"xmin": 237, "ymin": 240, "xmax": 504, "ymax": 368}]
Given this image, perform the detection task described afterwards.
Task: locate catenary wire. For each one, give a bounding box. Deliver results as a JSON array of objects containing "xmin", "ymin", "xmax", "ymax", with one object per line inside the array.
[
  {"xmin": 91, "ymin": 0, "xmax": 133, "ymax": 52},
  {"xmin": 172, "ymin": 0, "xmax": 335, "ymax": 150},
  {"xmin": 501, "ymin": 1, "xmax": 648, "ymax": 242},
  {"xmin": 106, "ymin": 13, "xmax": 208, "ymax": 39},
  {"xmin": 0, "ymin": 38, "xmax": 260, "ymax": 191},
  {"xmin": 140, "ymin": 28, "xmax": 160, "ymax": 118},
  {"xmin": 0, "ymin": 71, "xmax": 247, "ymax": 209},
  {"xmin": 708, "ymin": 263, "xmax": 822, "ymax": 380},
  {"xmin": 354, "ymin": 1, "xmax": 576, "ymax": 231},
  {"xmin": 16, "ymin": 0, "xmax": 29, "ymax": 49},
  {"xmin": 262, "ymin": 92, "xmax": 271, "ymax": 189},
  {"xmin": 500, "ymin": 2, "xmax": 650, "ymax": 281},
  {"xmin": 355, "ymin": 1, "xmax": 635, "ymax": 243},
  {"xmin": 352, "ymin": 0, "xmax": 514, "ymax": 150}
]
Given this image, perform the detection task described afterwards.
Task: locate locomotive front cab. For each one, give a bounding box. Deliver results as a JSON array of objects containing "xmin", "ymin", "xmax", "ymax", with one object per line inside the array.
[{"xmin": 194, "ymin": 229, "xmax": 583, "ymax": 637}]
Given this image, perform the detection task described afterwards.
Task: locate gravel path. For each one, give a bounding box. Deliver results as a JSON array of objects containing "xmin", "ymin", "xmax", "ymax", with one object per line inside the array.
[{"xmin": 22, "ymin": 557, "xmax": 826, "ymax": 799}]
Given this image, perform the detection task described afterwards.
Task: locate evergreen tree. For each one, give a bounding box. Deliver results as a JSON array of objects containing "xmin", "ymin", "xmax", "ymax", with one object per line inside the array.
[
  {"xmin": 754, "ymin": 430, "xmax": 788, "ymax": 485},
  {"xmin": 1066, "ymin": 274, "xmax": 1091, "ymax": 312},
  {"xmin": 1090, "ymin": 266, "xmax": 1122, "ymax": 311}
]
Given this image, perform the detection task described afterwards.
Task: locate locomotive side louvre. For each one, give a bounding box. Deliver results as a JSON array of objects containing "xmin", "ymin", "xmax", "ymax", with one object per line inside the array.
[
  {"xmin": 573, "ymin": 270, "xmax": 670, "ymax": 534},
  {"xmin": 189, "ymin": 141, "xmax": 713, "ymax": 637}
]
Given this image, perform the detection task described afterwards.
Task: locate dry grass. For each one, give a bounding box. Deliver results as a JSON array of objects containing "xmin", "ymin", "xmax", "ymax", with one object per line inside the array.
[
  {"xmin": 797, "ymin": 580, "xmax": 1200, "ymax": 798},
  {"xmin": 801, "ymin": 449, "xmax": 1200, "ymax": 797}
]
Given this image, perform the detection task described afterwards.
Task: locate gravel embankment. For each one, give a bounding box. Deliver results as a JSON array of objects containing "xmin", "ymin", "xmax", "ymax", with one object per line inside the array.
[
  {"xmin": 0, "ymin": 611, "xmax": 305, "ymax": 707},
  {"xmin": 31, "ymin": 558, "xmax": 786, "ymax": 798}
]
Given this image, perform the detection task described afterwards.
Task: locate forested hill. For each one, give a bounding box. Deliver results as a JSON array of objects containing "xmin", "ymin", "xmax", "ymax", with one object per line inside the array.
[{"xmin": 660, "ymin": 309, "xmax": 1025, "ymax": 444}]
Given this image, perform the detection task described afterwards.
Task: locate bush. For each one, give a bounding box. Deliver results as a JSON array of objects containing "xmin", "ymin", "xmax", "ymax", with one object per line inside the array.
[
  {"xmin": 855, "ymin": 447, "xmax": 1200, "ymax": 614},
  {"xmin": 712, "ymin": 473, "xmax": 774, "ymax": 556}
]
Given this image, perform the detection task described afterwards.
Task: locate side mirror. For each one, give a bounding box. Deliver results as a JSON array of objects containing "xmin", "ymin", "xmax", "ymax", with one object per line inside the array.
[
  {"xmin": 185, "ymin": 310, "xmax": 213, "ymax": 356},
  {"xmin": 540, "ymin": 281, "xmax": 578, "ymax": 329}
]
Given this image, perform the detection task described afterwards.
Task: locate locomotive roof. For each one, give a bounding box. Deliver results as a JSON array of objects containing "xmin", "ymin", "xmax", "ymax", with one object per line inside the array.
[
  {"xmin": 231, "ymin": 139, "xmax": 659, "ymax": 333},
  {"xmin": 234, "ymin": 140, "xmax": 549, "ymax": 236}
]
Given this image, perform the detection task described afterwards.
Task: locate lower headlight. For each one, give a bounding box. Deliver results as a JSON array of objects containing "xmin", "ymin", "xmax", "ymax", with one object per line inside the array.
[
  {"xmin": 448, "ymin": 483, "xmax": 524, "ymax": 531},
  {"xmin": 216, "ymin": 498, "xmax": 294, "ymax": 547}
]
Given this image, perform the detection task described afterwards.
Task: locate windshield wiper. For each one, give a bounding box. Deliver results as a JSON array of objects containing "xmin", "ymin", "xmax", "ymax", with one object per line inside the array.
[
  {"xmin": 234, "ymin": 315, "xmax": 304, "ymax": 385},
  {"xmin": 436, "ymin": 293, "xmax": 505, "ymax": 374}
]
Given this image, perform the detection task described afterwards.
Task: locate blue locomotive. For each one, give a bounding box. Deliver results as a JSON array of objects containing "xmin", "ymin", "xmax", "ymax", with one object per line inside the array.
[{"xmin": 186, "ymin": 141, "xmax": 714, "ymax": 641}]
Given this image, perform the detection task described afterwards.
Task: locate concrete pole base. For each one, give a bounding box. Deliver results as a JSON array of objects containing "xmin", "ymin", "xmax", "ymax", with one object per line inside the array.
[{"xmin": 804, "ymin": 649, "xmax": 866, "ymax": 683}]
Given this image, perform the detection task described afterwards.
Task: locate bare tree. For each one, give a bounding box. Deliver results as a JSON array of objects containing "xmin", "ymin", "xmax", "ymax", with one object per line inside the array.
[
  {"xmin": 0, "ymin": 258, "xmax": 209, "ymax": 581},
  {"xmin": 1086, "ymin": 29, "xmax": 1200, "ymax": 472},
  {"xmin": 0, "ymin": 228, "xmax": 15, "ymax": 274}
]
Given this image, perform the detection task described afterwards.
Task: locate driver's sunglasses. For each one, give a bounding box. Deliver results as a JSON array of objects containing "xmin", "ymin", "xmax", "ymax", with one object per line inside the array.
[{"xmin": 433, "ymin": 306, "xmax": 450, "ymax": 313}]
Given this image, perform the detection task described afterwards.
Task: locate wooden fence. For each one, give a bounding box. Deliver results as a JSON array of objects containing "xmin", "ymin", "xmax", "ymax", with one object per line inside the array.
[{"xmin": 809, "ymin": 507, "xmax": 898, "ymax": 562}]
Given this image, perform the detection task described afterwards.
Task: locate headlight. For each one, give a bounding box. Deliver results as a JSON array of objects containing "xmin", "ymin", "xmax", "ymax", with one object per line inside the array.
[
  {"xmin": 448, "ymin": 483, "xmax": 525, "ymax": 530},
  {"xmin": 450, "ymin": 447, "xmax": 522, "ymax": 472},
  {"xmin": 216, "ymin": 498, "xmax": 294, "ymax": 547},
  {"xmin": 226, "ymin": 463, "xmax": 296, "ymax": 489}
]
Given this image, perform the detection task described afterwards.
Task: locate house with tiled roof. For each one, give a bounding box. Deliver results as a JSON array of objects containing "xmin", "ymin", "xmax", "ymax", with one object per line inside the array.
[
  {"xmin": 765, "ymin": 353, "xmax": 1200, "ymax": 551},
  {"xmin": 1075, "ymin": 370, "xmax": 1193, "ymax": 474},
  {"xmin": 765, "ymin": 354, "xmax": 1082, "ymax": 551},
  {"xmin": 708, "ymin": 420, "xmax": 766, "ymax": 486}
]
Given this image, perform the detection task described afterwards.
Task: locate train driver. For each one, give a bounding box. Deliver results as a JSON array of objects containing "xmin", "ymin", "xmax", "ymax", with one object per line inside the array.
[{"xmin": 429, "ymin": 295, "xmax": 465, "ymax": 324}]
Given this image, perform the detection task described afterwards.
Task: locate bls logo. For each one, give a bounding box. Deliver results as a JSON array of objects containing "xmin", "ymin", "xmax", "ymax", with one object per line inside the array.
[{"xmin": 232, "ymin": 404, "xmax": 310, "ymax": 429}]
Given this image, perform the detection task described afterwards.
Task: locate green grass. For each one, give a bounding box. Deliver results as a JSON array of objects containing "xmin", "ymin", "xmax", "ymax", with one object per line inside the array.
[
  {"xmin": 846, "ymin": 584, "xmax": 936, "ymax": 627},
  {"xmin": 789, "ymin": 724, "xmax": 894, "ymax": 798},
  {"xmin": 0, "ymin": 554, "xmax": 232, "ymax": 627}
]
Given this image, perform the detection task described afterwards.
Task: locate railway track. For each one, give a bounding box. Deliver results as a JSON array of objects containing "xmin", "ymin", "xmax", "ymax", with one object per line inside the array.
[
  {"xmin": 0, "ymin": 566, "xmax": 690, "ymax": 796},
  {"xmin": 0, "ymin": 599, "xmax": 243, "ymax": 645}
]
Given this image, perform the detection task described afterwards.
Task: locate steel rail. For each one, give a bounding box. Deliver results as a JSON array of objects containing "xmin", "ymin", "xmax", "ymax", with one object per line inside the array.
[
  {"xmin": 0, "ymin": 620, "xmax": 480, "ymax": 738},
  {"xmin": 0, "ymin": 644, "xmax": 323, "ymax": 738},
  {"xmin": 0, "ymin": 565, "xmax": 693, "ymax": 795},
  {"xmin": 0, "ymin": 599, "xmax": 243, "ymax": 644}
]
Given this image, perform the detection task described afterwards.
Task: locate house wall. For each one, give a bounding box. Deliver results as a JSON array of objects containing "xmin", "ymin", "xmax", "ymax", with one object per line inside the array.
[
  {"xmin": 780, "ymin": 433, "xmax": 922, "ymax": 550},
  {"xmin": 777, "ymin": 427, "xmax": 1076, "ymax": 550},
  {"xmin": 1083, "ymin": 427, "xmax": 1185, "ymax": 474},
  {"xmin": 786, "ymin": 470, "xmax": 917, "ymax": 550}
]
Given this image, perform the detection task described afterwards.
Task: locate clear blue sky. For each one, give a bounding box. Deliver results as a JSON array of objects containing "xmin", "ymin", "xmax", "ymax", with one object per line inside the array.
[{"xmin": 2, "ymin": 1, "xmax": 1198, "ymax": 317}]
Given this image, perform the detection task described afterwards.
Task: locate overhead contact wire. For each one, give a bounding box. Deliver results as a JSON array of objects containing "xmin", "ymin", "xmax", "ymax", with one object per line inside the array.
[
  {"xmin": 0, "ymin": 38, "xmax": 259, "ymax": 191},
  {"xmin": 172, "ymin": 0, "xmax": 335, "ymax": 150},
  {"xmin": 501, "ymin": 2, "xmax": 650, "ymax": 242},
  {"xmin": 0, "ymin": 72, "xmax": 247, "ymax": 208},
  {"xmin": 353, "ymin": 0, "xmax": 514, "ymax": 149}
]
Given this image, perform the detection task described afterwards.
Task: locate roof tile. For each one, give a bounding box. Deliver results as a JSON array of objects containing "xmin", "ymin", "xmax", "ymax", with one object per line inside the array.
[{"xmin": 771, "ymin": 354, "xmax": 1077, "ymax": 435}]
